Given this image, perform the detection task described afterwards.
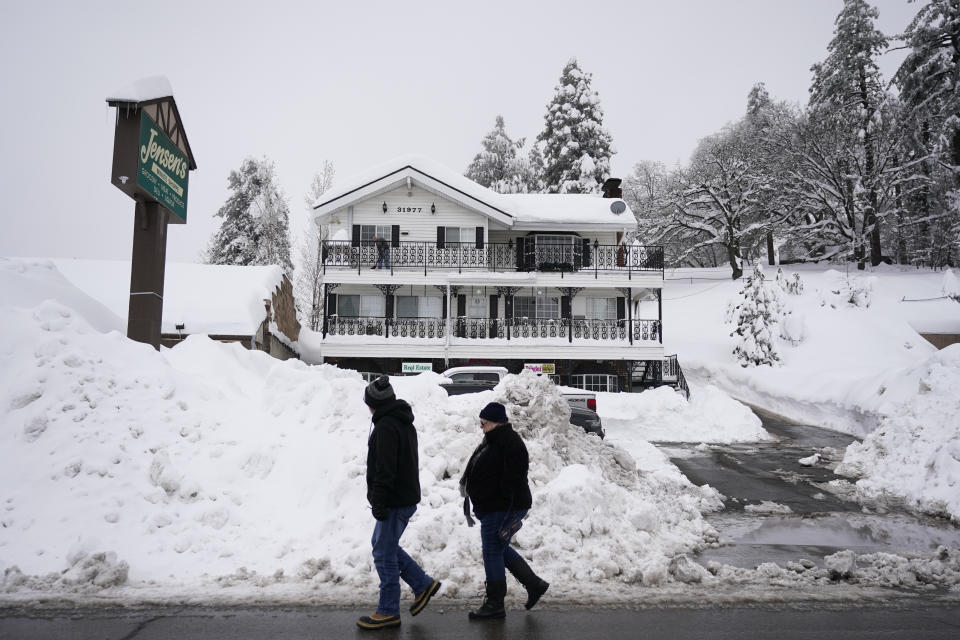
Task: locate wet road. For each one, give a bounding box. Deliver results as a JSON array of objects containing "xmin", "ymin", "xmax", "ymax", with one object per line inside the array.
[
  {"xmin": 660, "ymin": 405, "xmax": 960, "ymax": 568},
  {"xmin": 2, "ymin": 603, "xmax": 960, "ymax": 639}
]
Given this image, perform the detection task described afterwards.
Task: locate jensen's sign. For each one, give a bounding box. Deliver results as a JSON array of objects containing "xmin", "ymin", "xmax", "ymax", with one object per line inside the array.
[{"xmin": 136, "ymin": 113, "xmax": 189, "ymax": 221}]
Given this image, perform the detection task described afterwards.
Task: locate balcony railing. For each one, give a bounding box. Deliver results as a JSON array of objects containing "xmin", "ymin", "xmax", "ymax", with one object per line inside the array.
[
  {"xmin": 321, "ymin": 241, "xmax": 664, "ymax": 278},
  {"xmin": 323, "ymin": 316, "xmax": 660, "ymax": 343}
]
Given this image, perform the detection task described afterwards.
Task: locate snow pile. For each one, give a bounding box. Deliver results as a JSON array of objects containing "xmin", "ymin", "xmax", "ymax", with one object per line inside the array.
[
  {"xmin": 597, "ymin": 384, "xmax": 771, "ymax": 444},
  {"xmin": 0, "ymin": 262, "xmax": 720, "ymax": 602},
  {"xmin": 835, "ymin": 345, "xmax": 960, "ymax": 521}
]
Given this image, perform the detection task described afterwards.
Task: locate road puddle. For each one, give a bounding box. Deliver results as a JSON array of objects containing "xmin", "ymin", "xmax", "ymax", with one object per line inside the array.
[{"xmin": 698, "ymin": 512, "xmax": 960, "ymax": 568}]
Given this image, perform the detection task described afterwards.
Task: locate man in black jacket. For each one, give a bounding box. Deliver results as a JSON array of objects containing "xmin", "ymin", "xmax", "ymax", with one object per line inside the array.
[
  {"xmin": 460, "ymin": 401, "xmax": 548, "ymax": 620},
  {"xmin": 357, "ymin": 376, "xmax": 440, "ymax": 630}
]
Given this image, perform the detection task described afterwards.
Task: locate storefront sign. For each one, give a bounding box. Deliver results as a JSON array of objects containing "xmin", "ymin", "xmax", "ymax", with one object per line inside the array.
[
  {"xmin": 137, "ymin": 112, "xmax": 189, "ymax": 221},
  {"xmin": 402, "ymin": 362, "xmax": 433, "ymax": 373},
  {"xmin": 523, "ymin": 363, "xmax": 555, "ymax": 375}
]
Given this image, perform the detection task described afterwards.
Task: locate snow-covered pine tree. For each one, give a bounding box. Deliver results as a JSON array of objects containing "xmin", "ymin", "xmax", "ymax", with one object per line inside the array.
[
  {"xmin": 809, "ymin": 0, "xmax": 890, "ymax": 268},
  {"xmin": 207, "ymin": 157, "xmax": 294, "ymax": 274},
  {"xmin": 296, "ymin": 161, "xmax": 335, "ymax": 331},
  {"xmin": 535, "ymin": 58, "xmax": 615, "ymax": 194},
  {"xmin": 465, "ymin": 116, "xmax": 530, "ymax": 193},
  {"xmin": 731, "ymin": 264, "xmax": 783, "ymax": 367}
]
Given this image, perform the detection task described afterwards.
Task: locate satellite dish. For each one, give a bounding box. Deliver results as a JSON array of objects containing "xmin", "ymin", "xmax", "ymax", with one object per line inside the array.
[{"xmin": 610, "ymin": 200, "xmax": 626, "ymax": 214}]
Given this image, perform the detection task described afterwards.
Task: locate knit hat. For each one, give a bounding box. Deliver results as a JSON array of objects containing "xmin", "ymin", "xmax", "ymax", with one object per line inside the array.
[
  {"xmin": 479, "ymin": 402, "xmax": 508, "ymax": 424},
  {"xmin": 364, "ymin": 375, "xmax": 396, "ymax": 408}
]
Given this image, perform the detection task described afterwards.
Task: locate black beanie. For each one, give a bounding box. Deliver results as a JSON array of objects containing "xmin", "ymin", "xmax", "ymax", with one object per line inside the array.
[
  {"xmin": 364, "ymin": 375, "xmax": 395, "ymax": 408},
  {"xmin": 479, "ymin": 402, "xmax": 508, "ymax": 423}
]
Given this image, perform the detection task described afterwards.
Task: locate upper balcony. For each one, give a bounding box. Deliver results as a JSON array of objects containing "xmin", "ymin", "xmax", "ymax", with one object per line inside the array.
[{"xmin": 321, "ymin": 240, "xmax": 663, "ymax": 280}]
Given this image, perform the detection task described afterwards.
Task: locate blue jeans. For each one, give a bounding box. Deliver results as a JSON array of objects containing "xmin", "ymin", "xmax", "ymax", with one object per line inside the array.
[
  {"xmin": 371, "ymin": 505, "xmax": 433, "ymax": 616},
  {"xmin": 374, "ymin": 249, "xmax": 390, "ymax": 269},
  {"xmin": 477, "ymin": 510, "xmax": 528, "ymax": 582}
]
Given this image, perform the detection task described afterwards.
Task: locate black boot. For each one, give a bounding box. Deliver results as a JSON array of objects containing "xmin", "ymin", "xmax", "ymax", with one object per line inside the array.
[
  {"xmin": 468, "ymin": 580, "xmax": 507, "ymax": 620},
  {"xmin": 506, "ymin": 557, "xmax": 549, "ymax": 610}
]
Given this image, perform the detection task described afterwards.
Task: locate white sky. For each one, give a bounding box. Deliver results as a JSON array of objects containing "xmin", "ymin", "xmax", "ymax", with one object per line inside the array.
[{"xmin": 0, "ymin": 0, "xmax": 919, "ymax": 264}]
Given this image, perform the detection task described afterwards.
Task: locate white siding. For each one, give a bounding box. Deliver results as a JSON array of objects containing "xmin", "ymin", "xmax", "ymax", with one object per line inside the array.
[{"xmin": 334, "ymin": 185, "xmax": 488, "ymax": 244}]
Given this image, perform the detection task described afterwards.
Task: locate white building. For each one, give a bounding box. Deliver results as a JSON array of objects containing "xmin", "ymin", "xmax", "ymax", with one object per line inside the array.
[{"xmin": 311, "ymin": 155, "xmax": 671, "ymax": 392}]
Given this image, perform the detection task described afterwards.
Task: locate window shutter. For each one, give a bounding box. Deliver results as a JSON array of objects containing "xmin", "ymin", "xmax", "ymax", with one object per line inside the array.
[
  {"xmin": 442, "ymin": 294, "xmax": 448, "ymax": 318},
  {"xmin": 476, "ymin": 226, "xmax": 484, "ymax": 249},
  {"xmin": 436, "ymin": 227, "xmax": 445, "ymax": 249},
  {"xmin": 391, "ymin": 225, "xmax": 400, "ymax": 247},
  {"xmin": 351, "ymin": 225, "xmax": 360, "ymax": 248},
  {"xmin": 582, "ymin": 238, "xmax": 591, "ymax": 266},
  {"xmin": 504, "ymin": 295, "xmax": 514, "ymax": 318},
  {"xmin": 457, "ymin": 294, "xmax": 466, "ymax": 317},
  {"xmin": 561, "ymin": 296, "xmax": 571, "ymax": 319},
  {"xmin": 327, "ymin": 293, "xmax": 337, "ymax": 315},
  {"xmin": 489, "ymin": 295, "xmax": 498, "ymax": 318},
  {"xmin": 617, "ymin": 297, "xmax": 626, "ymax": 320},
  {"xmin": 515, "ymin": 236, "xmax": 525, "ymax": 270},
  {"xmin": 386, "ymin": 294, "xmax": 395, "ymax": 319}
]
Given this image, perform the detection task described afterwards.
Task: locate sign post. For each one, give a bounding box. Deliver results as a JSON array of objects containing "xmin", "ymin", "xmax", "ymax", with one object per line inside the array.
[{"xmin": 107, "ymin": 78, "xmax": 196, "ymax": 349}]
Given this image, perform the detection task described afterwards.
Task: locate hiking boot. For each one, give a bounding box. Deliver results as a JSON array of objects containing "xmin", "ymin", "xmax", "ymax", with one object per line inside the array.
[
  {"xmin": 410, "ymin": 579, "xmax": 441, "ymax": 616},
  {"xmin": 506, "ymin": 556, "xmax": 549, "ymax": 610},
  {"xmin": 356, "ymin": 612, "xmax": 401, "ymax": 630},
  {"xmin": 468, "ymin": 580, "xmax": 506, "ymax": 620}
]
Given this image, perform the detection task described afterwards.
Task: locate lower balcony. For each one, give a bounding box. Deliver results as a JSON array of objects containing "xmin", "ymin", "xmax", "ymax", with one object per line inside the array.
[{"xmin": 323, "ymin": 316, "xmax": 660, "ymax": 344}]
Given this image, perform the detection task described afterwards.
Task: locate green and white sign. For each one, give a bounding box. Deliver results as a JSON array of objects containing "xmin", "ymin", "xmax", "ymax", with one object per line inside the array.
[
  {"xmin": 402, "ymin": 362, "xmax": 433, "ymax": 373},
  {"xmin": 138, "ymin": 112, "xmax": 189, "ymax": 221}
]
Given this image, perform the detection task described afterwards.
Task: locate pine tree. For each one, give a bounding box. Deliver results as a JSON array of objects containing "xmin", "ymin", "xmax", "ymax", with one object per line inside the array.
[
  {"xmin": 296, "ymin": 161, "xmax": 335, "ymax": 331},
  {"xmin": 207, "ymin": 157, "xmax": 294, "ymax": 274},
  {"xmin": 535, "ymin": 58, "xmax": 615, "ymax": 194},
  {"xmin": 465, "ymin": 116, "xmax": 530, "ymax": 193},
  {"xmin": 809, "ymin": 0, "xmax": 890, "ymax": 268},
  {"xmin": 731, "ymin": 264, "xmax": 783, "ymax": 367}
]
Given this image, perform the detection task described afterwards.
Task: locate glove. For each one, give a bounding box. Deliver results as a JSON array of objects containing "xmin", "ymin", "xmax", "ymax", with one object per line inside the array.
[{"xmin": 371, "ymin": 504, "xmax": 389, "ymax": 521}]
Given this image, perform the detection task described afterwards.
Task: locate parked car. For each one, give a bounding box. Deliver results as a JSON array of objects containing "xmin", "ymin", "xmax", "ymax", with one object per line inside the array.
[
  {"xmin": 569, "ymin": 406, "xmax": 604, "ymax": 439},
  {"xmin": 439, "ymin": 366, "xmax": 603, "ymax": 437}
]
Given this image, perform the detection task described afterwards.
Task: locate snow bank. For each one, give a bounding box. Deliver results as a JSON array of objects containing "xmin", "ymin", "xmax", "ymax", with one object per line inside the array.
[
  {"xmin": 835, "ymin": 345, "xmax": 960, "ymax": 521},
  {"xmin": 597, "ymin": 384, "xmax": 771, "ymax": 444},
  {"xmin": 0, "ymin": 262, "xmax": 720, "ymax": 602}
]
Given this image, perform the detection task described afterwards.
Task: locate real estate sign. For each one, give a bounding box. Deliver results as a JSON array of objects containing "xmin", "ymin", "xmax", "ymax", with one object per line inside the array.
[
  {"xmin": 402, "ymin": 362, "xmax": 433, "ymax": 373},
  {"xmin": 523, "ymin": 362, "xmax": 555, "ymax": 375},
  {"xmin": 136, "ymin": 112, "xmax": 189, "ymax": 221}
]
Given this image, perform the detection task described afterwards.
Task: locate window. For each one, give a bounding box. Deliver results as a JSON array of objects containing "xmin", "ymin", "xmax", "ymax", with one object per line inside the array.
[
  {"xmin": 443, "ymin": 227, "xmax": 476, "ymax": 244},
  {"xmin": 396, "ymin": 296, "xmax": 442, "ymax": 318},
  {"xmin": 534, "ymin": 234, "xmax": 575, "ymax": 263},
  {"xmin": 337, "ymin": 295, "xmax": 385, "ymax": 317},
  {"xmin": 586, "ymin": 297, "xmax": 617, "ymax": 320},
  {"xmin": 449, "ymin": 372, "xmax": 500, "ymax": 383},
  {"xmin": 360, "ymin": 225, "xmax": 392, "ymax": 245},
  {"xmin": 513, "ymin": 296, "xmax": 559, "ymax": 319}
]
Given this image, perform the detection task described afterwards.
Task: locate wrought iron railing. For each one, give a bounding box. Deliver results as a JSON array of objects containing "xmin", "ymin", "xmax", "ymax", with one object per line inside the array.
[
  {"xmin": 324, "ymin": 316, "xmax": 660, "ymax": 343},
  {"xmin": 321, "ymin": 241, "xmax": 663, "ymax": 277}
]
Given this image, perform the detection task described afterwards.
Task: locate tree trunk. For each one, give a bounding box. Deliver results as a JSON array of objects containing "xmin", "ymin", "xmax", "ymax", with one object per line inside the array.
[
  {"xmin": 860, "ymin": 68, "xmax": 882, "ymax": 267},
  {"xmin": 766, "ymin": 231, "xmax": 775, "ymax": 265},
  {"xmin": 727, "ymin": 242, "xmax": 743, "ymax": 279}
]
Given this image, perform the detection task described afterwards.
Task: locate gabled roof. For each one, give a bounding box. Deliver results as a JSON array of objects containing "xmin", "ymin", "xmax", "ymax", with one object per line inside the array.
[{"xmin": 313, "ymin": 154, "xmax": 635, "ymax": 228}]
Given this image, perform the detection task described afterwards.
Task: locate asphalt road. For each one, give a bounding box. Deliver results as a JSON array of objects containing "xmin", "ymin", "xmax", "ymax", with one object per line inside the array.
[{"xmin": 2, "ymin": 603, "xmax": 960, "ymax": 640}]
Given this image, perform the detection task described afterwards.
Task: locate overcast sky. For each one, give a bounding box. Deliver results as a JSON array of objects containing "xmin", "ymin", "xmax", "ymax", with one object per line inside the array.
[{"xmin": 0, "ymin": 0, "xmax": 920, "ymax": 264}]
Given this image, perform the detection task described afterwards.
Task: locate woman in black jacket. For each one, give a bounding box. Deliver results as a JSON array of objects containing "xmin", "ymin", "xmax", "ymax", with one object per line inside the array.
[{"xmin": 460, "ymin": 402, "xmax": 548, "ymax": 620}]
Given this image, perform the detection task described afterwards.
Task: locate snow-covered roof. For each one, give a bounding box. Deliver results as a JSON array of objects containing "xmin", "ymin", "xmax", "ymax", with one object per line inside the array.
[
  {"xmin": 51, "ymin": 259, "xmax": 284, "ymax": 336},
  {"xmin": 106, "ymin": 76, "xmax": 174, "ymax": 104},
  {"xmin": 314, "ymin": 154, "xmax": 634, "ymax": 228}
]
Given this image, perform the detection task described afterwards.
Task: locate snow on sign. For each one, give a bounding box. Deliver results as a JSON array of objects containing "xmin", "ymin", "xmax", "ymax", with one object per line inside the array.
[
  {"xmin": 135, "ymin": 112, "xmax": 189, "ymax": 221},
  {"xmin": 402, "ymin": 362, "xmax": 432, "ymax": 373},
  {"xmin": 524, "ymin": 362, "xmax": 555, "ymax": 375}
]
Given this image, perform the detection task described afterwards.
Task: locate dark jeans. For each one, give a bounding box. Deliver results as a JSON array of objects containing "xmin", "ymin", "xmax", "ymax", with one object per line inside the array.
[
  {"xmin": 374, "ymin": 248, "xmax": 390, "ymax": 269},
  {"xmin": 371, "ymin": 505, "xmax": 433, "ymax": 616},
  {"xmin": 477, "ymin": 510, "xmax": 528, "ymax": 582}
]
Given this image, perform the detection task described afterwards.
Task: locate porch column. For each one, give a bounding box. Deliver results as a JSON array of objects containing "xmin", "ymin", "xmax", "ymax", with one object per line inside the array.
[
  {"xmin": 657, "ymin": 289, "xmax": 663, "ymax": 344},
  {"xmin": 496, "ymin": 286, "xmax": 520, "ymax": 341},
  {"xmin": 617, "ymin": 287, "xmax": 633, "ymax": 344},
  {"xmin": 374, "ymin": 283, "xmax": 401, "ymax": 338},
  {"xmin": 559, "ymin": 287, "xmax": 582, "ymax": 344}
]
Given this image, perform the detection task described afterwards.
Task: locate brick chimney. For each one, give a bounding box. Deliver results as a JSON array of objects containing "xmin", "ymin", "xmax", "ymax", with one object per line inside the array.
[{"xmin": 601, "ymin": 178, "xmax": 622, "ymax": 199}]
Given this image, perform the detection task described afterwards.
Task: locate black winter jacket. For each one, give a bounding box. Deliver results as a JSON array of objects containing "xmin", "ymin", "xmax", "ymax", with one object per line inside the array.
[
  {"xmin": 366, "ymin": 399, "xmax": 421, "ymax": 509},
  {"xmin": 462, "ymin": 422, "xmax": 532, "ymax": 513}
]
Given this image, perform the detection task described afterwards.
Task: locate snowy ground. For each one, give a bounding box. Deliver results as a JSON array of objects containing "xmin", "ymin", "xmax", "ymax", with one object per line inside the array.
[
  {"xmin": 663, "ymin": 264, "xmax": 960, "ymax": 523},
  {"xmin": 2, "ymin": 258, "xmax": 959, "ymax": 606}
]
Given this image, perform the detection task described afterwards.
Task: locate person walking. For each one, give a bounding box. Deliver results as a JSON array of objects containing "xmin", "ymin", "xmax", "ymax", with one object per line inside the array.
[
  {"xmin": 358, "ymin": 375, "xmax": 441, "ymax": 630},
  {"xmin": 459, "ymin": 401, "xmax": 548, "ymax": 620},
  {"xmin": 371, "ymin": 235, "xmax": 390, "ymax": 269}
]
